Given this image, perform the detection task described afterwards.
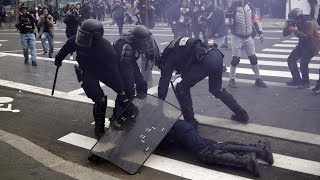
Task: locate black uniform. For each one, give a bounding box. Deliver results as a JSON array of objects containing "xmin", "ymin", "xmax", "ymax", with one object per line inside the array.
[
  {"xmin": 112, "ymin": 25, "xmax": 159, "ymax": 118},
  {"xmin": 156, "ymin": 37, "xmax": 249, "ymax": 128},
  {"xmin": 55, "ymin": 19, "xmax": 132, "ymax": 139},
  {"xmin": 161, "ymin": 120, "xmax": 274, "ymax": 177},
  {"xmin": 56, "ymin": 36, "xmax": 124, "ymax": 101}
]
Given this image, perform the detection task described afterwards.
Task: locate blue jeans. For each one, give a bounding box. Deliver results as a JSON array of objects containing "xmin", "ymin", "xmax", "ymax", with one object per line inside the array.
[
  {"xmin": 19, "ymin": 33, "xmax": 36, "ymax": 61},
  {"xmin": 41, "ymin": 32, "xmax": 54, "ymax": 57}
]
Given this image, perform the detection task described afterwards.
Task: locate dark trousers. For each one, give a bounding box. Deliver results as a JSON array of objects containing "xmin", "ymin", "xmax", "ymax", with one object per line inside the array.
[
  {"xmin": 287, "ymin": 47, "xmax": 314, "ymax": 82},
  {"xmin": 164, "ymin": 121, "xmax": 260, "ymax": 156},
  {"xmin": 80, "ymin": 70, "xmax": 114, "ymax": 103},
  {"xmin": 113, "ymin": 60, "xmax": 147, "ymax": 117},
  {"xmin": 116, "ymin": 18, "xmax": 124, "ymax": 35},
  {"xmin": 176, "ymin": 51, "xmax": 223, "ymax": 121}
]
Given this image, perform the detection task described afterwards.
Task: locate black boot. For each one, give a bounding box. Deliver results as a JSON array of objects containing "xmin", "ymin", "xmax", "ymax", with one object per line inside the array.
[
  {"xmin": 176, "ymin": 83, "xmax": 198, "ymax": 129},
  {"xmin": 93, "ymin": 97, "xmax": 107, "ymax": 139},
  {"xmin": 198, "ymin": 147, "xmax": 260, "ymax": 177},
  {"xmin": 214, "ymin": 141, "xmax": 274, "ymax": 165},
  {"xmin": 250, "ymin": 140, "xmax": 274, "ymax": 165},
  {"xmin": 218, "ymin": 89, "xmax": 249, "ymax": 122}
]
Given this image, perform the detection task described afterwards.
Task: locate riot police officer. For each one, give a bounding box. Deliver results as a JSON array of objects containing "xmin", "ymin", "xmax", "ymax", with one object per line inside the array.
[
  {"xmin": 113, "ymin": 25, "xmax": 159, "ymax": 118},
  {"xmin": 54, "ymin": 19, "xmax": 134, "ymax": 139},
  {"xmin": 156, "ymin": 37, "xmax": 249, "ymax": 128}
]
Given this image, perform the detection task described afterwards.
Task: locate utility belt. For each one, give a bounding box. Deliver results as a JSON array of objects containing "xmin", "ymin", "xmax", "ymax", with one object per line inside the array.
[{"xmin": 194, "ymin": 43, "xmax": 224, "ymax": 63}]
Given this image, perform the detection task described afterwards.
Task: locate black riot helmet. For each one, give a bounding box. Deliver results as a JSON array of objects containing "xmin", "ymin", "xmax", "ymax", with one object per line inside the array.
[
  {"xmin": 130, "ymin": 25, "xmax": 157, "ymax": 54},
  {"xmin": 75, "ymin": 19, "xmax": 104, "ymax": 47}
]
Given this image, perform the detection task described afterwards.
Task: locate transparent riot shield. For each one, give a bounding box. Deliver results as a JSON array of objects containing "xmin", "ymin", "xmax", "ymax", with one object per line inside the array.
[{"xmin": 90, "ymin": 95, "xmax": 181, "ymax": 174}]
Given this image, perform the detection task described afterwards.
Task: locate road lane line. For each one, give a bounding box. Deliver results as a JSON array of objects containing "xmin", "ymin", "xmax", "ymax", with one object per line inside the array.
[
  {"xmin": 282, "ymin": 40, "xmax": 298, "ymax": 43},
  {"xmin": 0, "ymin": 79, "xmax": 115, "ymax": 107},
  {"xmin": 58, "ymin": 132, "xmax": 320, "ymax": 176},
  {"xmin": 234, "ymin": 67, "xmax": 319, "ymax": 80},
  {"xmin": 273, "ymin": 44, "xmax": 296, "ymax": 48},
  {"xmin": 262, "ymin": 48, "xmax": 293, "ymax": 53},
  {"xmin": 58, "ymin": 133, "xmax": 252, "ymax": 180},
  {"xmin": 255, "ymin": 53, "xmax": 320, "ymax": 61},
  {"xmin": 0, "ymin": 52, "xmax": 78, "ymax": 64},
  {"xmin": 240, "ymin": 59, "xmax": 319, "ymax": 69},
  {"xmin": 0, "ymin": 129, "xmax": 119, "ymax": 180}
]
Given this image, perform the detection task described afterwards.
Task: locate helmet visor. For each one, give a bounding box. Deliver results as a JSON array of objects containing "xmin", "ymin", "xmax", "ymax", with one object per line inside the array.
[{"xmin": 75, "ymin": 28, "xmax": 93, "ymax": 47}]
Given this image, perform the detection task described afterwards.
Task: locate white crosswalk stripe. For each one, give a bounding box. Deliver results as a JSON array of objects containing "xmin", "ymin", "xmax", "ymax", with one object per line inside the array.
[{"xmin": 273, "ymin": 44, "xmax": 296, "ymax": 48}]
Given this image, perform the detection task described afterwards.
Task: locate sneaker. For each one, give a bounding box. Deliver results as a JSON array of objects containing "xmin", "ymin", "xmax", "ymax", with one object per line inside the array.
[
  {"xmin": 32, "ymin": 61, "xmax": 37, "ymax": 66},
  {"xmin": 48, "ymin": 54, "xmax": 53, "ymax": 58},
  {"xmin": 43, "ymin": 52, "xmax": 47, "ymax": 55},
  {"xmin": 255, "ymin": 78, "xmax": 267, "ymax": 88},
  {"xmin": 286, "ymin": 80, "xmax": 301, "ymax": 86},
  {"xmin": 228, "ymin": 79, "xmax": 238, "ymax": 88},
  {"xmin": 223, "ymin": 66, "xmax": 228, "ymax": 73},
  {"xmin": 312, "ymin": 85, "xmax": 320, "ymax": 93},
  {"xmin": 24, "ymin": 59, "xmax": 28, "ymax": 64},
  {"xmin": 298, "ymin": 81, "xmax": 310, "ymax": 89}
]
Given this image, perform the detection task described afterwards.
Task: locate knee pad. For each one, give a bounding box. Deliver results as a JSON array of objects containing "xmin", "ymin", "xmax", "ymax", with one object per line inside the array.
[
  {"xmin": 231, "ymin": 56, "xmax": 240, "ymax": 67},
  {"xmin": 248, "ymin": 55, "xmax": 258, "ymax": 65}
]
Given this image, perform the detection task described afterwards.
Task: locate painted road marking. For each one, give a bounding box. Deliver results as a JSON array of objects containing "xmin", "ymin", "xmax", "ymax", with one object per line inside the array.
[
  {"xmin": 58, "ymin": 132, "xmax": 320, "ymax": 177},
  {"xmin": 58, "ymin": 133, "xmax": 252, "ymax": 180},
  {"xmin": 282, "ymin": 40, "xmax": 298, "ymax": 43},
  {"xmin": 0, "ymin": 52, "xmax": 78, "ymax": 64},
  {"xmin": 35, "ymin": 41, "xmax": 63, "ymax": 44},
  {"xmin": 256, "ymin": 53, "xmax": 320, "ymax": 61},
  {"xmin": 273, "ymin": 44, "xmax": 296, "ymax": 48},
  {"xmin": 240, "ymin": 59, "xmax": 319, "ymax": 69},
  {"xmin": 235, "ymin": 67, "xmax": 318, "ymax": 80},
  {"xmin": 262, "ymin": 48, "xmax": 293, "ymax": 53},
  {"xmin": 0, "ymin": 130, "xmax": 119, "ymax": 180},
  {"xmin": 0, "ymin": 79, "xmax": 115, "ymax": 107}
]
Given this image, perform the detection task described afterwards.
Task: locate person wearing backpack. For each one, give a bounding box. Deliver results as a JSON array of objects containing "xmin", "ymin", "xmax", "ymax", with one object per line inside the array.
[
  {"xmin": 226, "ymin": 0, "xmax": 267, "ymax": 88},
  {"xmin": 112, "ymin": 0, "xmax": 125, "ymax": 35}
]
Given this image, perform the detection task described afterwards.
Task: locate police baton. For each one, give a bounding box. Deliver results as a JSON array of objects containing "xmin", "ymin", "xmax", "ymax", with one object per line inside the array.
[{"xmin": 51, "ymin": 66, "xmax": 59, "ymax": 96}]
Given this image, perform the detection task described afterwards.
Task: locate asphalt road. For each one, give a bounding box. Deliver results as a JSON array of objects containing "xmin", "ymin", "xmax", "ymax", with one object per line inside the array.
[{"xmin": 0, "ymin": 22, "xmax": 319, "ymax": 180}]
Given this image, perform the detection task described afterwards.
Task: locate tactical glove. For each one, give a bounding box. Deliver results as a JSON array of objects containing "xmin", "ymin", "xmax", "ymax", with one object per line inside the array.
[{"xmin": 54, "ymin": 58, "xmax": 62, "ymax": 67}]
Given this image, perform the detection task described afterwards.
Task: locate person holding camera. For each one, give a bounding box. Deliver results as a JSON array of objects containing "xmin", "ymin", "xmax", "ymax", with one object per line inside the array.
[
  {"xmin": 38, "ymin": 6, "xmax": 54, "ymax": 58},
  {"xmin": 15, "ymin": 4, "xmax": 38, "ymax": 66},
  {"xmin": 283, "ymin": 8, "xmax": 320, "ymax": 89},
  {"xmin": 63, "ymin": 5, "xmax": 82, "ymax": 38}
]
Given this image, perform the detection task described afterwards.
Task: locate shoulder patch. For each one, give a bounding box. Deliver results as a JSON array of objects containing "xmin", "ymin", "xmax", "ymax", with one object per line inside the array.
[{"xmin": 179, "ymin": 37, "xmax": 190, "ymax": 46}]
